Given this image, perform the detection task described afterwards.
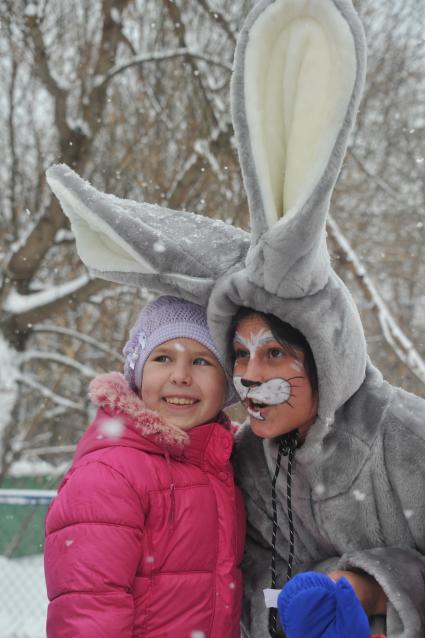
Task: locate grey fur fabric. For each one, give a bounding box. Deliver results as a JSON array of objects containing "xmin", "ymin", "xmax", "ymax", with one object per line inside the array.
[
  {"xmin": 46, "ymin": 164, "xmax": 250, "ymax": 306},
  {"xmin": 45, "ymin": 0, "xmax": 425, "ymax": 636},
  {"xmin": 233, "ymin": 364, "xmax": 425, "ymax": 637}
]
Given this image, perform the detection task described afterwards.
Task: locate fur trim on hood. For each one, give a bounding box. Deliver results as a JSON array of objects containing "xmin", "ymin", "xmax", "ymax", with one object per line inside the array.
[{"xmin": 89, "ymin": 371, "xmax": 189, "ymax": 448}]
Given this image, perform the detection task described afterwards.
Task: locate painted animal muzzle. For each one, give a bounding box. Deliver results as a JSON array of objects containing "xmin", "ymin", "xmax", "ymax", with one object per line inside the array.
[{"xmin": 233, "ymin": 376, "xmax": 298, "ymax": 421}]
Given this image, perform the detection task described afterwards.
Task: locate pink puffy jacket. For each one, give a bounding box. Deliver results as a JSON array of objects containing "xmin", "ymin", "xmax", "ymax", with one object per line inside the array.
[{"xmin": 44, "ymin": 372, "xmax": 245, "ymax": 638}]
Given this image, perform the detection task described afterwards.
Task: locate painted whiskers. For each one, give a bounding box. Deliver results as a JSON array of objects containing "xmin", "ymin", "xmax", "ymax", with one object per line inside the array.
[{"xmin": 233, "ymin": 376, "xmax": 304, "ymax": 421}]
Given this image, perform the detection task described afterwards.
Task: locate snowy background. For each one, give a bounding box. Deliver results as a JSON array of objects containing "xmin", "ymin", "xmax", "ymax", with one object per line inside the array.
[
  {"xmin": 0, "ymin": 555, "xmax": 47, "ymax": 638},
  {"xmin": 0, "ymin": 0, "xmax": 424, "ymax": 635}
]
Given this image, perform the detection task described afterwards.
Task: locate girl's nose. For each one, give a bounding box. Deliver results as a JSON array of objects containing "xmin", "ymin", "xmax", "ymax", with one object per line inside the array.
[{"xmin": 170, "ymin": 362, "xmax": 192, "ymax": 385}]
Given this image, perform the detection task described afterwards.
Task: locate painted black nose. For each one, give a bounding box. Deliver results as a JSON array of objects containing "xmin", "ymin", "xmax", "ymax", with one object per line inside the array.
[{"xmin": 241, "ymin": 378, "xmax": 261, "ymax": 388}]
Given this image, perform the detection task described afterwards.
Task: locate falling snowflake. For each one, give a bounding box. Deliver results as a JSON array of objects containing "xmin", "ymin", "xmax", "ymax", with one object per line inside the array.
[
  {"xmin": 65, "ymin": 539, "xmax": 74, "ymax": 547},
  {"xmin": 404, "ymin": 509, "xmax": 414, "ymax": 519},
  {"xmin": 352, "ymin": 489, "xmax": 366, "ymax": 501},
  {"xmin": 99, "ymin": 417, "xmax": 124, "ymax": 439},
  {"xmin": 173, "ymin": 342, "xmax": 186, "ymax": 352},
  {"xmin": 229, "ymin": 582, "xmax": 236, "ymax": 589},
  {"xmin": 191, "ymin": 632, "xmax": 205, "ymax": 638},
  {"xmin": 24, "ymin": 3, "xmax": 37, "ymax": 17},
  {"xmin": 145, "ymin": 555, "xmax": 155, "ymax": 564},
  {"xmin": 153, "ymin": 241, "xmax": 166, "ymax": 253},
  {"xmin": 314, "ymin": 484, "xmax": 325, "ymax": 496}
]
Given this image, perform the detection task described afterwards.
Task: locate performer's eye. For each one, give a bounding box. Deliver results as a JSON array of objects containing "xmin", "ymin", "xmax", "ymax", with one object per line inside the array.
[
  {"xmin": 234, "ymin": 347, "xmax": 249, "ymax": 359},
  {"xmin": 268, "ymin": 347, "xmax": 284, "ymax": 359}
]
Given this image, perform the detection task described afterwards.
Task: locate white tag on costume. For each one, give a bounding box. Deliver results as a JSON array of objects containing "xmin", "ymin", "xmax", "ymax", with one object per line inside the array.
[{"xmin": 263, "ymin": 588, "xmax": 281, "ymax": 608}]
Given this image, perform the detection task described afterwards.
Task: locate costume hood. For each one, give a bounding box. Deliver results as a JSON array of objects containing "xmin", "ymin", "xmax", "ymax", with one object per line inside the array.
[{"xmin": 46, "ymin": 0, "xmax": 367, "ymax": 440}]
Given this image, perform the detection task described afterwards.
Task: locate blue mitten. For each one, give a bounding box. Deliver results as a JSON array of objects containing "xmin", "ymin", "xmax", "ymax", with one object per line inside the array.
[{"xmin": 278, "ymin": 572, "xmax": 371, "ymax": 638}]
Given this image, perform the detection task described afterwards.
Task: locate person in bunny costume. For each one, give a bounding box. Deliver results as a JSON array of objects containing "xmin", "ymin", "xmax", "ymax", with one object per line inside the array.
[{"xmin": 46, "ymin": 0, "xmax": 425, "ymax": 636}]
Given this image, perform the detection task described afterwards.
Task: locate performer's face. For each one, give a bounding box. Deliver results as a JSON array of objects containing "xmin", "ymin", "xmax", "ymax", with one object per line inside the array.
[{"xmin": 232, "ymin": 314, "xmax": 318, "ymax": 439}]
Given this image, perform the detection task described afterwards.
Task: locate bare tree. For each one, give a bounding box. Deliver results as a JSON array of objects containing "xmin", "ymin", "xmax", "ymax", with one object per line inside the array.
[
  {"xmin": 0, "ymin": 0, "xmax": 424, "ymax": 479},
  {"xmin": 334, "ymin": 0, "xmax": 425, "ymax": 395},
  {"xmin": 0, "ymin": 0, "xmax": 250, "ymax": 476}
]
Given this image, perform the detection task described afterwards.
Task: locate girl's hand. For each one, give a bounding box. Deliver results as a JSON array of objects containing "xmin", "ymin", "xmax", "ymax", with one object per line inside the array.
[{"xmin": 327, "ymin": 570, "xmax": 387, "ymax": 617}]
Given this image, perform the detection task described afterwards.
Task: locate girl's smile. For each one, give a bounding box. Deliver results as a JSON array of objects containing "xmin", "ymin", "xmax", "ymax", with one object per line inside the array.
[{"xmin": 163, "ymin": 397, "xmax": 199, "ymax": 406}]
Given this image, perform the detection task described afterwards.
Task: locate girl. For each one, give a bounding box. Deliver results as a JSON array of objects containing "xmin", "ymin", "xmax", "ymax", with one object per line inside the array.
[
  {"xmin": 229, "ymin": 308, "xmax": 389, "ymax": 638},
  {"xmin": 44, "ymin": 296, "xmax": 245, "ymax": 638}
]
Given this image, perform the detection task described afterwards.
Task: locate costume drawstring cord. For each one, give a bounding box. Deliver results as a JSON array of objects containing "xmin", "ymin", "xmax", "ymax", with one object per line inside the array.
[{"xmin": 268, "ymin": 431, "xmax": 299, "ymax": 638}]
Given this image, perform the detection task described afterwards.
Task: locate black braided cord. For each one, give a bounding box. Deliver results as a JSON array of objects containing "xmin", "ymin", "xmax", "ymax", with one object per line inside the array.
[{"xmin": 268, "ymin": 431, "xmax": 299, "ymax": 638}]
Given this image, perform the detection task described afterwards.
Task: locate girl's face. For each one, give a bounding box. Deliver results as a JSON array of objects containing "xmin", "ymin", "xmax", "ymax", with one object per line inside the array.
[
  {"xmin": 141, "ymin": 338, "xmax": 226, "ymax": 431},
  {"xmin": 233, "ymin": 314, "xmax": 318, "ymax": 439}
]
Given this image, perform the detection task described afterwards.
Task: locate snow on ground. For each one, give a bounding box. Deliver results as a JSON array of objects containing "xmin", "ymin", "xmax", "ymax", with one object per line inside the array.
[{"xmin": 0, "ymin": 555, "xmax": 47, "ymax": 638}]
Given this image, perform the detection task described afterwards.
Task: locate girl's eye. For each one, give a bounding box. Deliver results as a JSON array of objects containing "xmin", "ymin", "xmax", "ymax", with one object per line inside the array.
[
  {"xmin": 193, "ymin": 357, "xmax": 210, "ymax": 366},
  {"xmin": 153, "ymin": 355, "xmax": 171, "ymax": 363},
  {"xmin": 269, "ymin": 347, "xmax": 284, "ymax": 359},
  {"xmin": 234, "ymin": 348, "xmax": 249, "ymax": 360}
]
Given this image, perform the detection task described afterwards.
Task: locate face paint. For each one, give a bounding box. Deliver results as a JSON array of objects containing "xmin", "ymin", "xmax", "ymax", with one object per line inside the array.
[
  {"xmin": 233, "ymin": 314, "xmax": 318, "ymax": 439},
  {"xmin": 233, "ymin": 376, "xmax": 303, "ymax": 421},
  {"xmin": 290, "ymin": 359, "xmax": 304, "ymax": 373},
  {"xmin": 233, "ymin": 329, "xmax": 274, "ymax": 359}
]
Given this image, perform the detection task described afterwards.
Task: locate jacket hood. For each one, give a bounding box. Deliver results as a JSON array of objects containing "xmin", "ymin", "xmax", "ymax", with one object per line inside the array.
[
  {"xmin": 46, "ymin": 0, "xmax": 368, "ymax": 436},
  {"xmin": 77, "ymin": 372, "xmax": 234, "ymax": 468},
  {"xmin": 73, "ymin": 372, "xmax": 189, "ymax": 462}
]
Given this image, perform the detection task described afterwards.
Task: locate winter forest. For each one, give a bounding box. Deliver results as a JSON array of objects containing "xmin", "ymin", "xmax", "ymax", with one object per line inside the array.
[
  {"xmin": 0, "ymin": 0, "xmax": 424, "ymax": 633},
  {"xmin": 1, "ymin": 0, "xmax": 425, "ymax": 480}
]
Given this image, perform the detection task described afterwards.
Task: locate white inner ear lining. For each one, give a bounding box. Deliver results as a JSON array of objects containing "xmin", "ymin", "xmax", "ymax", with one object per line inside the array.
[
  {"xmin": 243, "ymin": 0, "xmax": 357, "ymax": 229},
  {"xmin": 48, "ymin": 177, "xmax": 156, "ymax": 273}
]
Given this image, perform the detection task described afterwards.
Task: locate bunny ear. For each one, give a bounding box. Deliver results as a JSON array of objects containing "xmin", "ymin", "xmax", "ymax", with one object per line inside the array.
[
  {"xmin": 46, "ymin": 164, "xmax": 249, "ymax": 305},
  {"xmin": 232, "ymin": 0, "xmax": 366, "ymax": 296}
]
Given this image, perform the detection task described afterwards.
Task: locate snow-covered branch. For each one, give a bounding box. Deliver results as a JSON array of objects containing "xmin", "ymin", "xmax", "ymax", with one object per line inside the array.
[
  {"xmin": 2, "ymin": 276, "xmax": 108, "ymax": 345},
  {"xmin": 194, "ymin": 134, "xmax": 223, "ymax": 181},
  {"xmin": 4, "ymin": 274, "xmax": 90, "ymax": 315},
  {"xmin": 33, "ymin": 325, "xmax": 124, "ymax": 362},
  {"xmin": 54, "ymin": 229, "xmax": 76, "ymax": 244},
  {"xmin": 166, "ymin": 124, "xmax": 233, "ymax": 207},
  {"xmin": 348, "ymin": 150, "xmax": 404, "ymax": 204},
  {"xmin": 25, "ymin": 12, "xmax": 70, "ymax": 141},
  {"xmin": 196, "ymin": 0, "xmax": 237, "ymax": 43},
  {"xmin": 95, "ymin": 48, "xmax": 232, "ymax": 89},
  {"xmin": 327, "ymin": 215, "xmax": 425, "ymax": 386},
  {"xmin": 22, "ymin": 351, "xmax": 97, "ymax": 378},
  {"xmin": 16, "ymin": 374, "xmax": 86, "ymax": 413},
  {"xmin": 166, "ymin": 152, "xmax": 198, "ymax": 202}
]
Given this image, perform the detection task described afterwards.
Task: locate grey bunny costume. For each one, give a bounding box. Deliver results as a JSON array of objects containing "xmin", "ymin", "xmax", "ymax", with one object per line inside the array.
[{"xmin": 46, "ymin": 0, "xmax": 425, "ymax": 636}]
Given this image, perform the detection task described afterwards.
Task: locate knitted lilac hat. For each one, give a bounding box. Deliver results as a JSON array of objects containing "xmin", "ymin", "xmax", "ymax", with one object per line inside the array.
[{"xmin": 123, "ymin": 296, "xmax": 236, "ymax": 405}]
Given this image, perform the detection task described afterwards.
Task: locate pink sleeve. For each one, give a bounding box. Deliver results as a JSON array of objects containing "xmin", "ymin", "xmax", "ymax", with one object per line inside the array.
[{"xmin": 44, "ymin": 460, "xmax": 145, "ymax": 638}]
